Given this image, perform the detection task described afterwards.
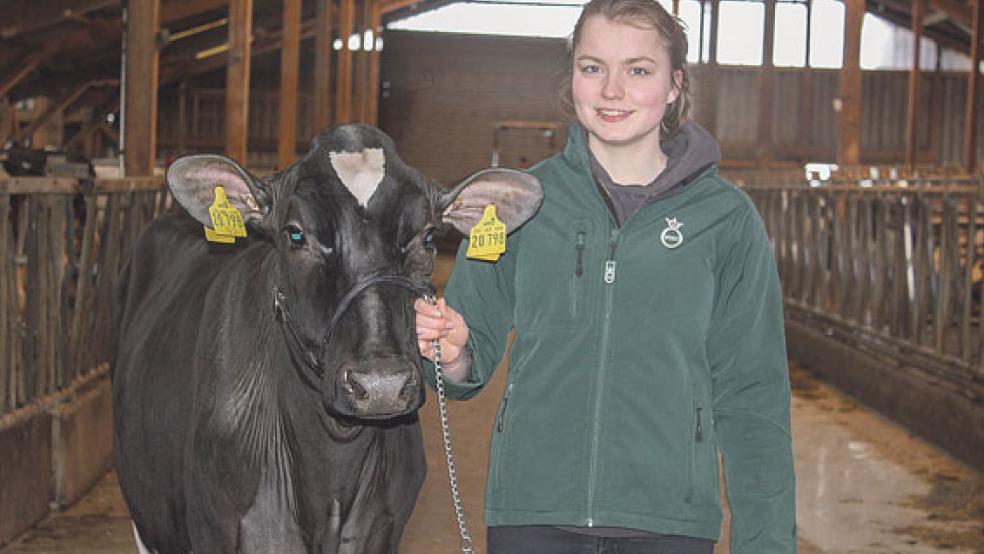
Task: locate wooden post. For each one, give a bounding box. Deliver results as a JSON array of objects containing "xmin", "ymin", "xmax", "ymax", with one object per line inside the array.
[
  {"xmin": 838, "ymin": 0, "xmax": 864, "ymax": 167},
  {"xmin": 672, "ymin": 0, "xmax": 679, "ymax": 17},
  {"xmin": 354, "ymin": 0, "xmax": 373, "ymax": 122},
  {"xmin": 703, "ymin": 0, "xmax": 719, "ymax": 137},
  {"xmin": 758, "ymin": 0, "xmax": 776, "ymax": 162},
  {"xmin": 367, "ymin": 3, "xmax": 382, "ymax": 126},
  {"xmin": 336, "ymin": 0, "xmax": 355, "ymax": 124},
  {"xmin": 225, "ymin": 0, "xmax": 253, "ymax": 164},
  {"xmin": 906, "ymin": 0, "xmax": 924, "ymax": 168},
  {"xmin": 964, "ymin": 0, "xmax": 982, "ymax": 173},
  {"xmin": 798, "ymin": 0, "xmax": 814, "ymax": 160},
  {"xmin": 277, "ymin": 0, "xmax": 301, "ymax": 169},
  {"xmin": 313, "ymin": 0, "xmax": 333, "ymax": 130},
  {"xmin": 123, "ymin": 0, "xmax": 160, "ymax": 177}
]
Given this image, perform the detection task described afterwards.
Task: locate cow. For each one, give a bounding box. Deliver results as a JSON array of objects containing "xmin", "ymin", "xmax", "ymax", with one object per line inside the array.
[{"xmin": 112, "ymin": 123, "xmax": 542, "ymax": 554}]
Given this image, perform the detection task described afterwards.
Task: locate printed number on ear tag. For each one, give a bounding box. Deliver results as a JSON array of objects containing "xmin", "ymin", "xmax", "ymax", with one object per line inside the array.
[
  {"xmin": 204, "ymin": 186, "xmax": 248, "ymax": 243},
  {"xmin": 466, "ymin": 204, "xmax": 506, "ymax": 262}
]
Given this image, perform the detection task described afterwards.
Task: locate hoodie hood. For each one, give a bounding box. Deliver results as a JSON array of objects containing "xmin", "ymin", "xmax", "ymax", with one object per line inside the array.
[{"xmin": 565, "ymin": 120, "xmax": 722, "ymax": 225}]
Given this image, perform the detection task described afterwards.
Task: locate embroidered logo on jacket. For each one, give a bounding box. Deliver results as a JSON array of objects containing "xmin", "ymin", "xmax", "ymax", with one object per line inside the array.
[{"xmin": 661, "ymin": 217, "xmax": 684, "ymax": 249}]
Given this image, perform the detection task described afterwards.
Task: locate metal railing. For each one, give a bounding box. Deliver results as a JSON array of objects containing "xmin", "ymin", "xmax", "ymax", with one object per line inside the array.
[
  {"xmin": 0, "ymin": 176, "xmax": 168, "ymax": 418},
  {"xmin": 737, "ymin": 172, "xmax": 984, "ymax": 400}
]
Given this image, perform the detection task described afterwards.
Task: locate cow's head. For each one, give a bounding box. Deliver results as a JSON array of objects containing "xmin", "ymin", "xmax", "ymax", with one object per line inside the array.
[{"xmin": 166, "ymin": 124, "xmax": 541, "ymax": 421}]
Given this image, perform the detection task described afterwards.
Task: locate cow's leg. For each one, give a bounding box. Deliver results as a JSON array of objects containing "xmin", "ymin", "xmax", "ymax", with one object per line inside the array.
[{"xmin": 185, "ymin": 432, "xmax": 261, "ymax": 554}]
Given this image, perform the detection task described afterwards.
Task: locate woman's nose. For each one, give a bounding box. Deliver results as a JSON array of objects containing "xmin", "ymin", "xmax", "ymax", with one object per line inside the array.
[{"xmin": 601, "ymin": 74, "xmax": 624, "ymax": 99}]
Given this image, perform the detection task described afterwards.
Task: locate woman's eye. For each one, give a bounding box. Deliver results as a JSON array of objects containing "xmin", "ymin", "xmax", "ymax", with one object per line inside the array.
[
  {"xmin": 579, "ymin": 64, "xmax": 602, "ymax": 75},
  {"xmin": 629, "ymin": 66, "xmax": 651, "ymax": 76}
]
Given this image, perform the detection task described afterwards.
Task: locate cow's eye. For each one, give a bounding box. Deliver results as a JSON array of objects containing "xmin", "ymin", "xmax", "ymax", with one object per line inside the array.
[
  {"xmin": 284, "ymin": 224, "xmax": 306, "ymax": 247},
  {"xmin": 423, "ymin": 229, "xmax": 436, "ymax": 251}
]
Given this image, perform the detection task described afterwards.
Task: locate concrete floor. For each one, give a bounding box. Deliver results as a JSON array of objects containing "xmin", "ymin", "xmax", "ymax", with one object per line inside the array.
[
  {"xmin": 2, "ymin": 253, "xmax": 981, "ymax": 553},
  {"xmin": 1, "ymin": 363, "xmax": 980, "ymax": 554}
]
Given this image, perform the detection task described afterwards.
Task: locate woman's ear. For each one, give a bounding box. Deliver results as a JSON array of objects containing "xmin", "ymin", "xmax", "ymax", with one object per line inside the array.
[{"xmin": 668, "ymin": 69, "xmax": 684, "ymax": 105}]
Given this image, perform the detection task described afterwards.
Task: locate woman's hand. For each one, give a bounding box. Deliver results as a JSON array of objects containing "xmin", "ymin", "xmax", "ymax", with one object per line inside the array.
[{"xmin": 414, "ymin": 297, "xmax": 469, "ymax": 365}]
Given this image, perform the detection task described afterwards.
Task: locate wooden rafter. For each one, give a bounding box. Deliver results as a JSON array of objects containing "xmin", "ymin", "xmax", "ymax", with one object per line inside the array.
[
  {"xmin": 161, "ymin": 0, "xmax": 229, "ymax": 25},
  {"xmin": 11, "ymin": 80, "xmax": 117, "ymax": 145},
  {"xmin": 928, "ymin": 0, "xmax": 971, "ymax": 28},
  {"xmin": 0, "ymin": 0, "xmax": 116, "ymax": 40},
  {"xmin": 0, "ymin": 51, "xmax": 48, "ymax": 99}
]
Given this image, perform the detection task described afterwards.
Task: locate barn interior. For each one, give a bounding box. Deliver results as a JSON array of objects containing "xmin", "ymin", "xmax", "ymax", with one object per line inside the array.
[{"xmin": 1, "ymin": 0, "xmax": 983, "ymax": 552}]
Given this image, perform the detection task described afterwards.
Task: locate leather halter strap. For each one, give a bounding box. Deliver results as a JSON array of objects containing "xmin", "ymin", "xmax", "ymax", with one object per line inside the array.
[{"xmin": 274, "ymin": 274, "xmax": 433, "ymax": 382}]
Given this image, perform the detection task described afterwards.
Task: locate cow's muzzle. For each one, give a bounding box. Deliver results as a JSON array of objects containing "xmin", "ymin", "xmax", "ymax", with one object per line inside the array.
[
  {"xmin": 340, "ymin": 357, "xmax": 422, "ymax": 418},
  {"xmin": 274, "ymin": 273, "xmax": 432, "ymax": 419}
]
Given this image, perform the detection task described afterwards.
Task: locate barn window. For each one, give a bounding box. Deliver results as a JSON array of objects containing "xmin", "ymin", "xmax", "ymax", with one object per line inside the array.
[
  {"xmin": 716, "ymin": 0, "xmax": 764, "ymax": 65},
  {"xmin": 808, "ymin": 0, "xmax": 843, "ymax": 68},
  {"xmin": 774, "ymin": 1, "xmax": 807, "ymax": 67}
]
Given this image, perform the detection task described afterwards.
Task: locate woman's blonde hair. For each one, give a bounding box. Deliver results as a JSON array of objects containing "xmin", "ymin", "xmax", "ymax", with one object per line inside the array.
[{"xmin": 560, "ymin": 0, "xmax": 690, "ymax": 140}]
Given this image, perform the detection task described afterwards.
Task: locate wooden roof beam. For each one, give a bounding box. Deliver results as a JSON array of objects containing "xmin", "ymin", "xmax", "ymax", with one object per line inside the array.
[
  {"xmin": 11, "ymin": 79, "xmax": 117, "ymax": 145},
  {"xmin": 161, "ymin": 0, "xmax": 229, "ymax": 26},
  {"xmin": 0, "ymin": 0, "xmax": 116, "ymax": 40},
  {"xmin": 0, "ymin": 51, "xmax": 47, "ymax": 99},
  {"xmin": 928, "ymin": 0, "xmax": 971, "ymax": 28}
]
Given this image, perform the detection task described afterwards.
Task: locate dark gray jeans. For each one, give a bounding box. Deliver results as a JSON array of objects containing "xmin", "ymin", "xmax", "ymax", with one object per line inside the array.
[{"xmin": 487, "ymin": 526, "xmax": 715, "ymax": 554}]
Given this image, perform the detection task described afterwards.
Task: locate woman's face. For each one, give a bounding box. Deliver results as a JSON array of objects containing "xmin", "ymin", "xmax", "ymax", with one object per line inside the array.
[{"xmin": 572, "ymin": 15, "xmax": 681, "ymax": 152}]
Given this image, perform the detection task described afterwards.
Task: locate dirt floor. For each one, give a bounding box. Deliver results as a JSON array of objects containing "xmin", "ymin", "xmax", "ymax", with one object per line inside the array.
[{"xmin": 1, "ymin": 252, "xmax": 981, "ymax": 553}]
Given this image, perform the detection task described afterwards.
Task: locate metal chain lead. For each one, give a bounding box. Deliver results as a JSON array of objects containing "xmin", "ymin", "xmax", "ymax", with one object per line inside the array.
[{"xmin": 425, "ymin": 294, "xmax": 477, "ymax": 554}]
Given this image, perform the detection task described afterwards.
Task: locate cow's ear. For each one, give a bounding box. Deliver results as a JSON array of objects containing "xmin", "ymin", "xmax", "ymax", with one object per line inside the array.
[
  {"xmin": 439, "ymin": 168, "xmax": 543, "ymax": 235},
  {"xmin": 166, "ymin": 154, "xmax": 271, "ymax": 227}
]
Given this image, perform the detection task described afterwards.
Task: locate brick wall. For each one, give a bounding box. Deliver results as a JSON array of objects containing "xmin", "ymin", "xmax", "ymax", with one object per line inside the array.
[{"xmin": 378, "ymin": 31, "xmax": 571, "ymax": 185}]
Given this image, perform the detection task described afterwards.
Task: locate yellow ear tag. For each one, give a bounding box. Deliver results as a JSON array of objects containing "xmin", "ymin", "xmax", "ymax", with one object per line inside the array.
[
  {"xmin": 466, "ymin": 204, "xmax": 506, "ymax": 262},
  {"xmin": 204, "ymin": 186, "xmax": 248, "ymax": 243}
]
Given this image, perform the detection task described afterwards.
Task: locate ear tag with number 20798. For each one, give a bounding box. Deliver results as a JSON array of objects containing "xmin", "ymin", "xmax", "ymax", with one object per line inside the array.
[
  {"xmin": 204, "ymin": 186, "xmax": 248, "ymax": 243},
  {"xmin": 466, "ymin": 204, "xmax": 506, "ymax": 262}
]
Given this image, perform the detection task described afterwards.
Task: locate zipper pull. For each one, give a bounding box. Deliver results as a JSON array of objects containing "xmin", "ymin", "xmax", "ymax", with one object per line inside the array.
[
  {"xmin": 575, "ymin": 232, "xmax": 586, "ymax": 277},
  {"xmin": 695, "ymin": 407, "xmax": 703, "ymax": 441},
  {"xmin": 497, "ymin": 395, "xmax": 509, "ymax": 432},
  {"xmin": 603, "ymin": 241, "xmax": 617, "ymax": 284}
]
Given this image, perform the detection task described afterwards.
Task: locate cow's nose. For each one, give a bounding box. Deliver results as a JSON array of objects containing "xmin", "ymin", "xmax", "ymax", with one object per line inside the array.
[{"xmin": 342, "ymin": 366, "xmax": 418, "ymax": 417}]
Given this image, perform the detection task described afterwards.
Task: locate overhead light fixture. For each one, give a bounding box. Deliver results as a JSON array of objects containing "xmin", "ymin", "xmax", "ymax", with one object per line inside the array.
[{"xmin": 348, "ymin": 32, "xmax": 360, "ymax": 50}]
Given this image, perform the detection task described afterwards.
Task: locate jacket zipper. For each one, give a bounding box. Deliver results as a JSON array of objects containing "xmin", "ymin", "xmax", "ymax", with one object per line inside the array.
[
  {"xmin": 493, "ymin": 383, "xmax": 514, "ymax": 489},
  {"xmin": 586, "ymin": 227, "xmax": 619, "ymax": 526},
  {"xmin": 687, "ymin": 402, "xmax": 703, "ymax": 502},
  {"xmin": 572, "ymin": 231, "xmax": 586, "ymax": 318},
  {"xmin": 575, "ymin": 231, "xmax": 586, "ymax": 277},
  {"xmin": 497, "ymin": 385, "xmax": 512, "ymax": 432}
]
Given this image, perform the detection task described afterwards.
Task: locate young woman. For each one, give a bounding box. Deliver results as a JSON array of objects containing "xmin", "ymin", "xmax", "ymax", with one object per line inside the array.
[{"xmin": 415, "ymin": 0, "xmax": 797, "ymax": 552}]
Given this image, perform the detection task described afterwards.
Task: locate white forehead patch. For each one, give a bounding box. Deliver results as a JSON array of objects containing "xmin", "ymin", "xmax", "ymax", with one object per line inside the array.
[{"xmin": 329, "ymin": 148, "xmax": 385, "ymax": 207}]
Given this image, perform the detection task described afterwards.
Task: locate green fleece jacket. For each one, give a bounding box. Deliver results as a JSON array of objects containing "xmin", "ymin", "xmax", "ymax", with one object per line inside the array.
[{"xmin": 431, "ymin": 122, "xmax": 796, "ymax": 552}]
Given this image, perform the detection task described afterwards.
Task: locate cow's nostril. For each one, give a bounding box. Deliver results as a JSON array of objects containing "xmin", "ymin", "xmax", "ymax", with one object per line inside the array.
[
  {"xmin": 345, "ymin": 372, "xmax": 369, "ymax": 400},
  {"xmin": 398, "ymin": 376, "xmax": 416, "ymax": 400}
]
